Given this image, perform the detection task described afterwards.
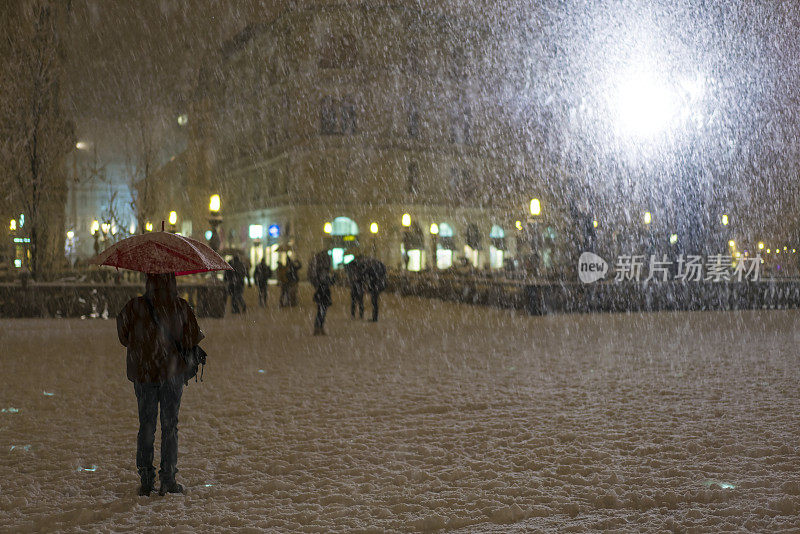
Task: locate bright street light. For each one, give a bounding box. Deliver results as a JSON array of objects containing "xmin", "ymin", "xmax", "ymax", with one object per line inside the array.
[
  {"xmin": 323, "ymin": 222, "xmax": 332, "ymax": 234},
  {"xmin": 430, "ymin": 223, "xmax": 439, "ymax": 235},
  {"xmin": 168, "ymin": 211, "xmax": 177, "ymax": 226},
  {"xmin": 370, "ymin": 222, "xmax": 378, "ymax": 234},
  {"xmin": 529, "ymin": 198, "xmax": 541, "ymax": 216},
  {"xmin": 643, "ymin": 211, "xmax": 652, "ymax": 225},
  {"xmin": 209, "ymin": 194, "xmax": 220, "ymax": 213},
  {"xmin": 402, "ymin": 213, "xmax": 411, "ymax": 227}
]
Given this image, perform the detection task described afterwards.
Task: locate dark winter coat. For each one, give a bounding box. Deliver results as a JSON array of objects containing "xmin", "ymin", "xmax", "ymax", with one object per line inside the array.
[
  {"xmin": 117, "ymin": 273, "xmax": 204, "ymax": 383},
  {"xmin": 362, "ymin": 258, "xmax": 387, "ymax": 293},
  {"xmin": 344, "ymin": 259, "xmax": 365, "ymax": 296},
  {"xmin": 254, "ymin": 261, "xmax": 272, "ymax": 288},
  {"xmin": 313, "ymin": 273, "xmax": 334, "ymax": 307},
  {"xmin": 287, "ymin": 260, "xmax": 301, "ymax": 284},
  {"xmin": 231, "ymin": 257, "xmax": 247, "ymax": 289},
  {"xmin": 308, "ymin": 251, "xmax": 332, "ymax": 287}
]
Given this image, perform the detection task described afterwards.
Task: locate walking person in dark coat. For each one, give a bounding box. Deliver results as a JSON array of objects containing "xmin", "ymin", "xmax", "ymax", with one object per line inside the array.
[
  {"xmin": 345, "ymin": 257, "xmax": 365, "ymax": 319},
  {"xmin": 117, "ymin": 273, "xmax": 204, "ymax": 496},
  {"xmin": 287, "ymin": 256, "xmax": 302, "ymax": 307},
  {"xmin": 253, "ymin": 257, "xmax": 272, "ymax": 307},
  {"xmin": 309, "ymin": 251, "xmax": 333, "ymax": 335},
  {"xmin": 227, "ymin": 255, "xmax": 247, "ymax": 314},
  {"xmin": 363, "ymin": 258, "xmax": 387, "ymax": 322}
]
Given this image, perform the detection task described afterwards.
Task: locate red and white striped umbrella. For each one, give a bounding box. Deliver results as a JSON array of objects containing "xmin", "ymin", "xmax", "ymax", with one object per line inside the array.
[{"xmin": 89, "ymin": 231, "xmax": 232, "ymax": 276}]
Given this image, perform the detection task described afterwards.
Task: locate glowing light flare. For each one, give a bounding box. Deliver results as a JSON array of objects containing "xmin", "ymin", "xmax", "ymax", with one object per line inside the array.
[
  {"xmin": 643, "ymin": 212, "xmax": 652, "ymax": 225},
  {"xmin": 721, "ymin": 214, "xmax": 729, "ymax": 226},
  {"xmin": 430, "ymin": 223, "xmax": 439, "ymax": 235},
  {"xmin": 168, "ymin": 211, "xmax": 177, "ymax": 226},
  {"xmin": 370, "ymin": 222, "xmax": 378, "ymax": 234},
  {"xmin": 145, "ymin": 222, "xmax": 154, "ymax": 232},
  {"xmin": 401, "ymin": 213, "xmax": 411, "ymax": 227},
  {"xmin": 323, "ymin": 222, "xmax": 332, "ymax": 234},
  {"xmin": 529, "ymin": 198, "xmax": 541, "ymax": 216},
  {"xmin": 209, "ymin": 194, "xmax": 220, "ymax": 213},
  {"xmin": 758, "ymin": 242, "xmax": 764, "ymax": 250},
  {"xmin": 611, "ymin": 68, "xmax": 679, "ymax": 139},
  {"xmin": 248, "ymin": 224, "xmax": 263, "ymax": 239}
]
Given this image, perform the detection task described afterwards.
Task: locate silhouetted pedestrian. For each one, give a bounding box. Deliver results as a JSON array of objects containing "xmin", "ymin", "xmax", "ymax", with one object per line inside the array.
[
  {"xmin": 287, "ymin": 256, "xmax": 302, "ymax": 307},
  {"xmin": 253, "ymin": 257, "xmax": 272, "ymax": 307},
  {"xmin": 345, "ymin": 257, "xmax": 365, "ymax": 319},
  {"xmin": 226, "ymin": 256, "xmax": 247, "ymax": 314},
  {"xmin": 310, "ymin": 252, "xmax": 334, "ymax": 335},
  {"xmin": 362, "ymin": 258, "xmax": 387, "ymax": 322}
]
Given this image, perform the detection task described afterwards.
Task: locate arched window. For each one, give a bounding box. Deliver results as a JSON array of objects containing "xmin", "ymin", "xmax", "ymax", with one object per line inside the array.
[
  {"xmin": 332, "ymin": 217, "xmax": 358, "ymax": 236},
  {"xmin": 439, "ymin": 223, "xmax": 454, "ymax": 237},
  {"xmin": 490, "ymin": 225, "xmax": 506, "ymax": 269}
]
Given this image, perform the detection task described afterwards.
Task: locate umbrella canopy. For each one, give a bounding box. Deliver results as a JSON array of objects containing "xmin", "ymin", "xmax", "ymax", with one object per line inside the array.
[{"xmin": 89, "ymin": 231, "xmax": 232, "ymax": 275}]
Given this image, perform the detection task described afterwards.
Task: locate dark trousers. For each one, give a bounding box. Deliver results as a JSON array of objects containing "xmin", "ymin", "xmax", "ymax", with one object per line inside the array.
[
  {"xmin": 231, "ymin": 287, "xmax": 246, "ymax": 313},
  {"xmin": 370, "ymin": 291, "xmax": 380, "ymax": 321},
  {"xmin": 257, "ymin": 285, "xmax": 268, "ymax": 307},
  {"xmin": 314, "ymin": 304, "xmax": 328, "ymax": 330},
  {"xmin": 134, "ymin": 380, "xmax": 183, "ymax": 484},
  {"xmin": 350, "ymin": 290, "xmax": 364, "ymax": 318},
  {"xmin": 279, "ymin": 285, "xmax": 289, "ymax": 307}
]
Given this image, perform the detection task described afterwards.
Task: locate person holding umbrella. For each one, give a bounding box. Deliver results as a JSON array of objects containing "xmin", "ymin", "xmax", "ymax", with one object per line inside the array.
[{"xmin": 91, "ymin": 226, "xmax": 231, "ymax": 496}]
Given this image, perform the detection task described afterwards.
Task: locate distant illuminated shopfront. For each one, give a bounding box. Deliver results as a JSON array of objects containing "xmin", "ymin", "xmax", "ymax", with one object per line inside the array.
[
  {"xmin": 436, "ymin": 223, "xmax": 455, "ymax": 269},
  {"xmin": 327, "ymin": 217, "xmax": 359, "ymax": 269}
]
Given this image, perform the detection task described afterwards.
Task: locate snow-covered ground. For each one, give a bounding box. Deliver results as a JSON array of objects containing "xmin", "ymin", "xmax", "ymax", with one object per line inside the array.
[{"xmin": 2, "ymin": 285, "xmax": 800, "ymax": 532}]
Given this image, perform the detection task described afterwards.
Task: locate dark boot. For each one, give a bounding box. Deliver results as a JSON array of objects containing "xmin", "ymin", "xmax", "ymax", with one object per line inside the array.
[
  {"xmin": 137, "ymin": 471, "xmax": 155, "ymax": 496},
  {"xmin": 159, "ymin": 479, "xmax": 184, "ymax": 496}
]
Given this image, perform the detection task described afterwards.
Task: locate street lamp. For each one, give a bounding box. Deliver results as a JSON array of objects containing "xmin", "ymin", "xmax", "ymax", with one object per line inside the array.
[
  {"xmin": 721, "ymin": 214, "xmax": 729, "ymax": 226},
  {"xmin": 370, "ymin": 222, "xmax": 378, "ymax": 234},
  {"xmin": 208, "ymin": 194, "xmax": 222, "ymax": 251},
  {"xmin": 643, "ymin": 211, "xmax": 652, "ymax": 225},
  {"xmin": 530, "ymin": 198, "xmax": 541, "ymax": 216},
  {"xmin": 323, "ymin": 222, "xmax": 332, "ymax": 234},
  {"xmin": 168, "ymin": 211, "xmax": 178, "ymax": 231},
  {"xmin": 402, "ymin": 213, "xmax": 411, "ymax": 227},
  {"xmin": 430, "ymin": 223, "xmax": 439, "ymax": 271}
]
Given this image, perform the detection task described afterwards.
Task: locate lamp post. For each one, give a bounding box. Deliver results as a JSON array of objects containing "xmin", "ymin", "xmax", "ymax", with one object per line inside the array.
[
  {"xmin": 208, "ymin": 194, "xmax": 222, "ymax": 251},
  {"xmin": 430, "ymin": 223, "xmax": 439, "ymax": 271},
  {"xmin": 527, "ymin": 198, "xmax": 542, "ymax": 277},
  {"xmin": 370, "ymin": 222, "xmax": 378, "ymax": 257},
  {"xmin": 168, "ymin": 211, "xmax": 178, "ymax": 233},
  {"xmin": 401, "ymin": 213, "xmax": 411, "ymax": 270}
]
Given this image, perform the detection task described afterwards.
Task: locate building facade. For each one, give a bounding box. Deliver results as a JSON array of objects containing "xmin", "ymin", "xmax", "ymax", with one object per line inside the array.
[{"xmin": 143, "ymin": 3, "xmax": 582, "ymax": 276}]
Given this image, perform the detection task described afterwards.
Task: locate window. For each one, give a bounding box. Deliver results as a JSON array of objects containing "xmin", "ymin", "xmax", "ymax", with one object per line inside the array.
[
  {"xmin": 319, "ymin": 33, "xmax": 357, "ymax": 69},
  {"xmin": 407, "ymin": 162, "xmax": 419, "ymax": 195},
  {"xmin": 320, "ymin": 96, "xmax": 357, "ymax": 135},
  {"xmin": 448, "ymin": 105, "xmax": 472, "ymax": 144},
  {"xmin": 406, "ymin": 98, "xmax": 419, "ymax": 138}
]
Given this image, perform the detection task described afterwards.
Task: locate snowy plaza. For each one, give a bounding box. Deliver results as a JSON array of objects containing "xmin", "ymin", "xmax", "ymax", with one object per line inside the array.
[{"xmin": 2, "ymin": 286, "xmax": 800, "ymax": 532}]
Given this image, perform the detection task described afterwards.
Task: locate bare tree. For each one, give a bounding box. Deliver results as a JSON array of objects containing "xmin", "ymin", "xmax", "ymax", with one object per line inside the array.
[
  {"xmin": 0, "ymin": 1, "xmax": 74, "ymax": 278},
  {"xmin": 123, "ymin": 116, "xmax": 161, "ymax": 234}
]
